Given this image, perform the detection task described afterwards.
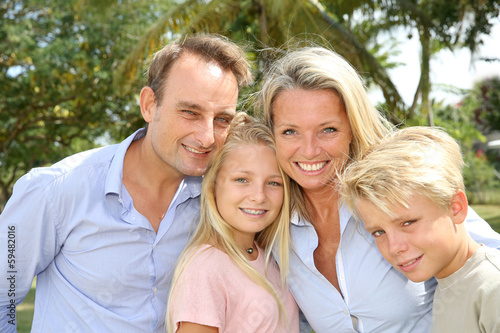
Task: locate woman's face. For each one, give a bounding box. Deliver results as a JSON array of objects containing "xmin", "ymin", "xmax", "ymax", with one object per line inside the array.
[{"xmin": 272, "ymin": 88, "xmax": 352, "ymax": 193}]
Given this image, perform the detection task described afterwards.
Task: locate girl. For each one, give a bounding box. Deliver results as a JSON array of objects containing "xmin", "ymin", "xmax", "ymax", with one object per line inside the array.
[{"xmin": 167, "ymin": 113, "xmax": 299, "ymax": 333}]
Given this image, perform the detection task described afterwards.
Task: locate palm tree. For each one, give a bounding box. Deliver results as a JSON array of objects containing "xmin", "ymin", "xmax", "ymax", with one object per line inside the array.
[{"xmin": 116, "ymin": 0, "xmax": 406, "ymax": 119}]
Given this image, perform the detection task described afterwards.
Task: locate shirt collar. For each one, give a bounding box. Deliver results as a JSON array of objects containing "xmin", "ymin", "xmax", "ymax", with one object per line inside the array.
[
  {"xmin": 105, "ymin": 128, "xmax": 146, "ymax": 197},
  {"xmin": 290, "ymin": 201, "xmax": 354, "ymax": 233},
  {"xmin": 104, "ymin": 128, "xmax": 203, "ymax": 201}
]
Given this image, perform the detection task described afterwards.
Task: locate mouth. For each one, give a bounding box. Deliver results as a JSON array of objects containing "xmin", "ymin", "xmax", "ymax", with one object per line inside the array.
[
  {"xmin": 240, "ymin": 208, "xmax": 267, "ymax": 216},
  {"xmin": 296, "ymin": 161, "xmax": 328, "ymax": 172},
  {"xmin": 398, "ymin": 255, "xmax": 423, "ymax": 269},
  {"xmin": 183, "ymin": 144, "xmax": 209, "ymax": 155}
]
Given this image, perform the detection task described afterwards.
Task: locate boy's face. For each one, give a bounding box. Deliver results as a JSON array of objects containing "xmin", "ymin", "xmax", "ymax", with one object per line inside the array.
[{"xmin": 356, "ymin": 192, "xmax": 467, "ymax": 282}]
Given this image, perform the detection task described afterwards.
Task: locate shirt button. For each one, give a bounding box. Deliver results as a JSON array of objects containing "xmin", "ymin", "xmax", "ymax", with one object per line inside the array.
[
  {"xmin": 344, "ymin": 309, "xmax": 348, "ymax": 315},
  {"xmin": 340, "ymin": 275, "xmax": 345, "ymax": 281},
  {"xmin": 153, "ymin": 287, "xmax": 158, "ymax": 293}
]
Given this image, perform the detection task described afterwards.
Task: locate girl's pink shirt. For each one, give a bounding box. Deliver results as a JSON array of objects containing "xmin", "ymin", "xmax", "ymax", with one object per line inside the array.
[{"xmin": 170, "ymin": 244, "xmax": 299, "ymax": 332}]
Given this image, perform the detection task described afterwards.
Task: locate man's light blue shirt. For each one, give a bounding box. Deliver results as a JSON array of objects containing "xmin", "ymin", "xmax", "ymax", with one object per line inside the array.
[
  {"xmin": 0, "ymin": 129, "xmax": 202, "ymax": 332},
  {"xmin": 287, "ymin": 203, "xmax": 500, "ymax": 333}
]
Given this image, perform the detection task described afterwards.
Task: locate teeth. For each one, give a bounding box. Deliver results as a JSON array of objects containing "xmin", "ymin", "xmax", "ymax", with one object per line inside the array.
[
  {"xmin": 184, "ymin": 145, "xmax": 205, "ymax": 154},
  {"xmin": 297, "ymin": 162, "xmax": 327, "ymax": 171},
  {"xmin": 241, "ymin": 208, "xmax": 266, "ymax": 215},
  {"xmin": 402, "ymin": 258, "xmax": 417, "ymax": 267}
]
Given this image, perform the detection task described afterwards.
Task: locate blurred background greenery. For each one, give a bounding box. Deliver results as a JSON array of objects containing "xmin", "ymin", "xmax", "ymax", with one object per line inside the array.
[
  {"xmin": 2, "ymin": 0, "xmax": 500, "ymax": 209},
  {"xmin": 2, "ymin": 0, "xmax": 500, "ymax": 331}
]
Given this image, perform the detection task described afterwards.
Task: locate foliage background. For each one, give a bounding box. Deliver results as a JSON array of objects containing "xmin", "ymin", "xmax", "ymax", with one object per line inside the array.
[{"xmin": 1, "ymin": 0, "xmax": 500, "ymax": 208}]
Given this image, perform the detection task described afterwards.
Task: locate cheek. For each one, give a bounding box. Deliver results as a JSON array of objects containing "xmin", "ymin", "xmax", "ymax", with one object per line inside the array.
[
  {"xmin": 215, "ymin": 125, "xmax": 230, "ymax": 140},
  {"xmin": 375, "ymin": 239, "xmax": 392, "ymax": 260}
]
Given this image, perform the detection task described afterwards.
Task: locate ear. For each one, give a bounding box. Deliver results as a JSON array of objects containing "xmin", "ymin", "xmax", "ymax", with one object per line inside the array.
[
  {"xmin": 451, "ymin": 189, "xmax": 468, "ymax": 225},
  {"xmin": 139, "ymin": 86, "xmax": 157, "ymax": 123}
]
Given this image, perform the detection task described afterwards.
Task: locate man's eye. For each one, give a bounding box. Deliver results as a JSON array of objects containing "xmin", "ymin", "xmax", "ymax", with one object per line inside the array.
[{"xmin": 372, "ymin": 230, "xmax": 385, "ymax": 237}]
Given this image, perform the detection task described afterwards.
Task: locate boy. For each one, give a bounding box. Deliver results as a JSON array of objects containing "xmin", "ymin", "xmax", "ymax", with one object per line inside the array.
[{"xmin": 340, "ymin": 126, "xmax": 500, "ymax": 333}]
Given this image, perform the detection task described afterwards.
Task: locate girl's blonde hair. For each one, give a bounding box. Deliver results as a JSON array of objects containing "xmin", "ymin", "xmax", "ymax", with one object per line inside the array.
[
  {"xmin": 166, "ymin": 112, "xmax": 292, "ymax": 332},
  {"xmin": 257, "ymin": 46, "xmax": 392, "ymax": 221}
]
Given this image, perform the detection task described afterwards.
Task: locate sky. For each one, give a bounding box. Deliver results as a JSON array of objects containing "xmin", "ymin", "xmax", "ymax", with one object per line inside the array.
[{"xmin": 368, "ymin": 21, "xmax": 500, "ymax": 106}]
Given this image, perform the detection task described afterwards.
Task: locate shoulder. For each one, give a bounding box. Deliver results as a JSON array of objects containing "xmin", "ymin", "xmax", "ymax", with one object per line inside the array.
[
  {"xmin": 25, "ymin": 144, "xmax": 118, "ymax": 187},
  {"xmin": 182, "ymin": 245, "xmax": 238, "ymax": 277},
  {"xmin": 476, "ymin": 247, "xmax": 500, "ymax": 279}
]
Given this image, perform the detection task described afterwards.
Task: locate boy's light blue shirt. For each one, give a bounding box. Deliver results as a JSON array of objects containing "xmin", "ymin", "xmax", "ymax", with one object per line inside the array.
[
  {"xmin": 0, "ymin": 129, "xmax": 202, "ymax": 332},
  {"xmin": 287, "ymin": 203, "xmax": 500, "ymax": 333}
]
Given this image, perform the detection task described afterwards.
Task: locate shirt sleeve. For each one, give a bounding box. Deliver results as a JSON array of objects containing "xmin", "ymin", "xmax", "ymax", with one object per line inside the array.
[
  {"xmin": 169, "ymin": 249, "xmax": 227, "ymax": 331},
  {"xmin": 477, "ymin": 273, "xmax": 500, "ymax": 332},
  {"xmin": 0, "ymin": 170, "xmax": 61, "ymax": 332},
  {"xmin": 465, "ymin": 206, "xmax": 500, "ymax": 250}
]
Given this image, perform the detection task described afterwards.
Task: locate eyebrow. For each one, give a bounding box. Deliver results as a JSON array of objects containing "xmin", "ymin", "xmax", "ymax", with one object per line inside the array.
[
  {"xmin": 176, "ymin": 101, "xmax": 236, "ymax": 118},
  {"xmin": 274, "ymin": 120, "xmax": 339, "ymax": 128},
  {"xmin": 229, "ymin": 170, "xmax": 282, "ymax": 178}
]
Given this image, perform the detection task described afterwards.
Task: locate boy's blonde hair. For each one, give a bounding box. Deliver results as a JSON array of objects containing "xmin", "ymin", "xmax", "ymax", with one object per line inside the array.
[
  {"xmin": 340, "ymin": 126, "xmax": 465, "ymax": 218},
  {"xmin": 167, "ymin": 112, "xmax": 292, "ymax": 332}
]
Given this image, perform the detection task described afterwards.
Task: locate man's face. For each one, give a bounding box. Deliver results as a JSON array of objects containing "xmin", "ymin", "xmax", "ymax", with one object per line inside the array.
[{"xmin": 145, "ymin": 53, "xmax": 239, "ymax": 178}]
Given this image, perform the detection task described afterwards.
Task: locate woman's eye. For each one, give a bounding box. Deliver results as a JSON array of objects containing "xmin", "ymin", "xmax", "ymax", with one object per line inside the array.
[
  {"xmin": 324, "ymin": 127, "xmax": 337, "ymax": 133},
  {"xmin": 283, "ymin": 129, "xmax": 295, "ymax": 135},
  {"xmin": 236, "ymin": 178, "xmax": 247, "ymax": 183},
  {"xmin": 268, "ymin": 181, "xmax": 282, "ymax": 187}
]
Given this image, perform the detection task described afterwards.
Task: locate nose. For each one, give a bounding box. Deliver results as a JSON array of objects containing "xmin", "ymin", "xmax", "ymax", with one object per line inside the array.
[
  {"xmin": 249, "ymin": 183, "xmax": 266, "ymax": 204},
  {"xmin": 387, "ymin": 231, "xmax": 408, "ymax": 257},
  {"xmin": 301, "ymin": 133, "xmax": 320, "ymax": 159},
  {"xmin": 194, "ymin": 119, "xmax": 215, "ymax": 148}
]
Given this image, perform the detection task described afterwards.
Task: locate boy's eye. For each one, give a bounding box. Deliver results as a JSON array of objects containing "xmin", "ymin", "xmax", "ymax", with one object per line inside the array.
[
  {"xmin": 372, "ymin": 230, "xmax": 385, "ymax": 237},
  {"xmin": 402, "ymin": 220, "xmax": 416, "ymax": 227}
]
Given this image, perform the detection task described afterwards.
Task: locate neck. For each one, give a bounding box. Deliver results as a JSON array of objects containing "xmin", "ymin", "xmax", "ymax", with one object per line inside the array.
[
  {"xmin": 303, "ymin": 187, "xmax": 340, "ymax": 225},
  {"xmin": 124, "ymin": 137, "xmax": 185, "ymax": 191}
]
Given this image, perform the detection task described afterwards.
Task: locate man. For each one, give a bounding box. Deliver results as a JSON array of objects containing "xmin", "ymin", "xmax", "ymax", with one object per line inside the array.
[{"xmin": 0, "ymin": 34, "xmax": 251, "ymax": 332}]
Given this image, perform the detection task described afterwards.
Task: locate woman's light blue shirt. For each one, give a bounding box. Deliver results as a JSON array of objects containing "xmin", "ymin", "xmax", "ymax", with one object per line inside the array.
[{"xmin": 288, "ymin": 204, "xmax": 500, "ymax": 333}]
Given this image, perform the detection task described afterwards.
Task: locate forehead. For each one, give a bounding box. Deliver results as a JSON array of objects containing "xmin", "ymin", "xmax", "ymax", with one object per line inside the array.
[
  {"xmin": 220, "ymin": 144, "xmax": 279, "ymax": 172},
  {"xmin": 272, "ymin": 88, "xmax": 346, "ymax": 122},
  {"xmin": 165, "ymin": 53, "xmax": 239, "ymax": 109}
]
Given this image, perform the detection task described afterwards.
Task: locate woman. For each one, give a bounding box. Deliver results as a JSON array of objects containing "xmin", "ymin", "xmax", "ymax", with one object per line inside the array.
[
  {"xmin": 167, "ymin": 113, "xmax": 299, "ymax": 333},
  {"xmin": 258, "ymin": 47, "xmax": 500, "ymax": 332}
]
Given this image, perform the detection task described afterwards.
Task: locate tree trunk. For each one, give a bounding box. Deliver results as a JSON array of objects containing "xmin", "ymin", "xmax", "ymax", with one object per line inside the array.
[{"xmin": 419, "ymin": 26, "xmax": 434, "ymax": 126}]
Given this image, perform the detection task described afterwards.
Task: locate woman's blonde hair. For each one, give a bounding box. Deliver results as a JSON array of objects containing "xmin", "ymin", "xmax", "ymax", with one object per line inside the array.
[
  {"xmin": 340, "ymin": 126, "xmax": 466, "ymax": 218},
  {"xmin": 166, "ymin": 112, "xmax": 292, "ymax": 332},
  {"xmin": 257, "ymin": 46, "xmax": 392, "ymax": 220}
]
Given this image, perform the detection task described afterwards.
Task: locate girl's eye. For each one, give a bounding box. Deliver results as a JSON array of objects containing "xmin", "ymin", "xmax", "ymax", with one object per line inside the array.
[
  {"xmin": 282, "ymin": 129, "xmax": 295, "ymax": 135},
  {"xmin": 372, "ymin": 230, "xmax": 385, "ymax": 237},
  {"xmin": 268, "ymin": 181, "xmax": 282, "ymax": 187},
  {"xmin": 324, "ymin": 127, "xmax": 337, "ymax": 133}
]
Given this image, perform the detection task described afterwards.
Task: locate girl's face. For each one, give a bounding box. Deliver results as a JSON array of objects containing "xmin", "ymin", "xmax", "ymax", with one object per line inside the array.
[
  {"xmin": 215, "ymin": 143, "xmax": 284, "ymax": 246},
  {"xmin": 272, "ymin": 88, "xmax": 352, "ymax": 193}
]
